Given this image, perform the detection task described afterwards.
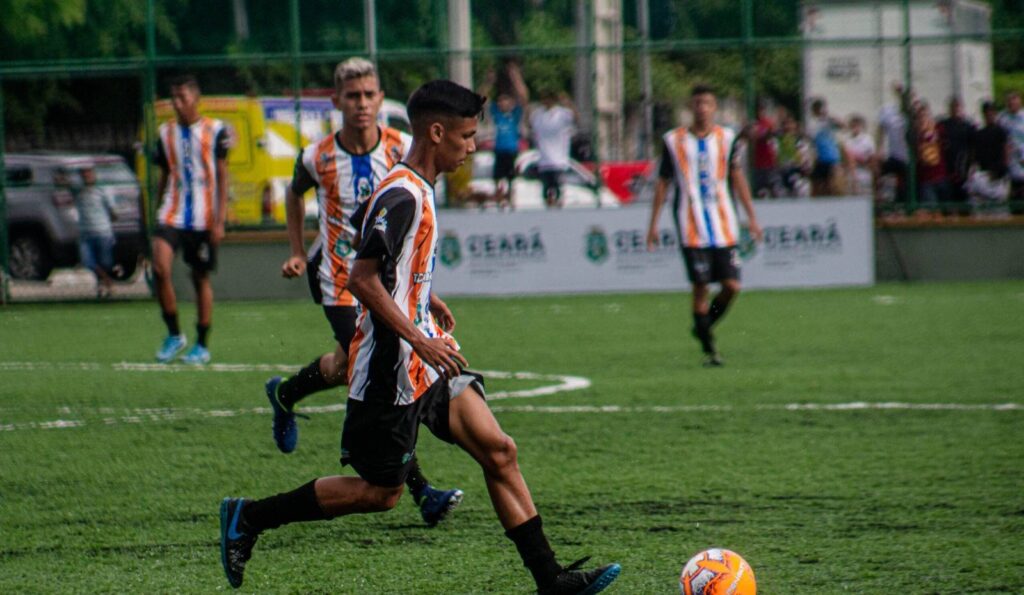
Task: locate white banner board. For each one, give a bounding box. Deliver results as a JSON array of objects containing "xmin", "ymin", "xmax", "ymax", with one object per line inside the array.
[{"xmin": 432, "ymin": 198, "xmax": 874, "ymax": 296}]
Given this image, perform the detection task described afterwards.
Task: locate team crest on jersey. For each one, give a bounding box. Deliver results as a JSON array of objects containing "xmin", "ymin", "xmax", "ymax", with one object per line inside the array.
[
  {"xmin": 373, "ymin": 207, "xmax": 389, "ymax": 233},
  {"xmin": 334, "ymin": 237, "xmax": 353, "ymax": 258},
  {"xmin": 439, "ymin": 232, "xmax": 462, "ymax": 267},
  {"xmin": 389, "ymin": 145, "xmax": 402, "ymax": 163},
  {"xmin": 356, "ymin": 177, "xmax": 373, "ymax": 200},
  {"xmin": 585, "ymin": 226, "xmax": 609, "ymax": 264}
]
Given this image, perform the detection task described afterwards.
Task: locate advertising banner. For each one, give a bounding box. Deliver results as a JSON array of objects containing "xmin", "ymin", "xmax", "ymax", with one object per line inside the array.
[{"xmin": 432, "ymin": 198, "xmax": 873, "ymax": 296}]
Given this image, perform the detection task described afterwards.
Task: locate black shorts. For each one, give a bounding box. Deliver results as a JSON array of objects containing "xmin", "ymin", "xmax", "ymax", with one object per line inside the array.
[
  {"xmin": 538, "ymin": 169, "xmax": 565, "ymax": 200},
  {"xmin": 306, "ymin": 241, "xmax": 324, "ymax": 304},
  {"xmin": 810, "ymin": 161, "xmax": 835, "ymax": 182},
  {"xmin": 682, "ymin": 246, "xmax": 741, "ymax": 285},
  {"xmin": 154, "ymin": 226, "xmax": 217, "ymax": 273},
  {"xmin": 323, "ymin": 306, "xmax": 357, "ymax": 354},
  {"xmin": 340, "ymin": 373, "xmax": 485, "ymax": 488},
  {"xmin": 493, "ymin": 151, "xmax": 517, "ymax": 182}
]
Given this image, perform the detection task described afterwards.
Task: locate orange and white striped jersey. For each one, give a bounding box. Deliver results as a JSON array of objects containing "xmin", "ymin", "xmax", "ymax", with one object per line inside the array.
[
  {"xmin": 347, "ymin": 163, "xmax": 450, "ymax": 405},
  {"xmin": 293, "ymin": 127, "xmax": 410, "ymax": 307},
  {"xmin": 155, "ymin": 117, "xmax": 229, "ymax": 231},
  {"xmin": 660, "ymin": 125, "xmax": 741, "ymax": 249}
]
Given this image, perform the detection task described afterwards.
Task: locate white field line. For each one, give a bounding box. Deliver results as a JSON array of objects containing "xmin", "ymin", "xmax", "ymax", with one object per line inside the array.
[{"xmin": 2, "ymin": 402, "xmax": 1020, "ymax": 433}]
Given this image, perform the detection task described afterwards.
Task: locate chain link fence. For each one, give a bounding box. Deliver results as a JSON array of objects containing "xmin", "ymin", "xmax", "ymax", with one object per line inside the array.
[{"xmin": 2, "ymin": 0, "xmax": 1023, "ymax": 302}]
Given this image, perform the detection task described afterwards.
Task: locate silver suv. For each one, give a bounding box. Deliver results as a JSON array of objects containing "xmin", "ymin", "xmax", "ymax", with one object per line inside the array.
[{"xmin": 4, "ymin": 153, "xmax": 145, "ymax": 280}]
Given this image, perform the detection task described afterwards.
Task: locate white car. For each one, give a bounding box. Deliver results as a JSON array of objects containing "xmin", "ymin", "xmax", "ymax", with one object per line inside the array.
[{"xmin": 468, "ymin": 150, "xmax": 620, "ymax": 210}]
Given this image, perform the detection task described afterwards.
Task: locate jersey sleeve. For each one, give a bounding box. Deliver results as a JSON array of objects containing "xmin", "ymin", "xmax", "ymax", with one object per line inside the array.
[
  {"xmin": 214, "ymin": 126, "xmax": 230, "ymax": 160},
  {"xmin": 355, "ymin": 188, "xmax": 417, "ymax": 261},
  {"xmin": 289, "ymin": 148, "xmax": 318, "ymax": 195},
  {"xmin": 658, "ymin": 139, "xmax": 675, "ymax": 180},
  {"xmin": 349, "ymin": 198, "xmax": 370, "ymax": 232}
]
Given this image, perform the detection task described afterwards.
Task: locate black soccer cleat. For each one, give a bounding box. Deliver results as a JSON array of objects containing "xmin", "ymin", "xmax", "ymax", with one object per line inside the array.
[
  {"xmin": 539, "ymin": 556, "xmax": 622, "ymax": 595},
  {"xmin": 220, "ymin": 498, "xmax": 259, "ymax": 589},
  {"xmin": 702, "ymin": 353, "xmax": 724, "ymax": 368}
]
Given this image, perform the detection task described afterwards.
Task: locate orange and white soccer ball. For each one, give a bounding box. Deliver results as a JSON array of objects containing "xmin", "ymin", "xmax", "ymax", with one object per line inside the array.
[{"xmin": 679, "ymin": 548, "xmax": 756, "ymax": 595}]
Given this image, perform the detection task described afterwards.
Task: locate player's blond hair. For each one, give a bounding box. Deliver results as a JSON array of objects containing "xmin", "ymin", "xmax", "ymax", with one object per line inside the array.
[{"xmin": 334, "ymin": 58, "xmax": 378, "ymax": 90}]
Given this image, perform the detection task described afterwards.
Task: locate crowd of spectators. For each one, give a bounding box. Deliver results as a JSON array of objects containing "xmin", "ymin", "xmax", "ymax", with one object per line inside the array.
[{"xmin": 746, "ymin": 86, "xmax": 1024, "ymax": 219}]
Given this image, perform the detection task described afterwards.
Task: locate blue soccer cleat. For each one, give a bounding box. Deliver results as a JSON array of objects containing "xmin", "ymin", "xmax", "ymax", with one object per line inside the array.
[
  {"xmin": 220, "ymin": 497, "xmax": 259, "ymax": 589},
  {"xmin": 265, "ymin": 376, "xmax": 298, "ymax": 453},
  {"xmin": 539, "ymin": 557, "xmax": 622, "ymax": 595},
  {"xmin": 156, "ymin": 334, "xmax": 187, "ymax": 363},
  {"xmin": 419, "ymin": 486, "xmax": 464, "ymax": 527},
  {"xmin": 180, "ymin": 344, "xmax": 211, "ymax": 365}
]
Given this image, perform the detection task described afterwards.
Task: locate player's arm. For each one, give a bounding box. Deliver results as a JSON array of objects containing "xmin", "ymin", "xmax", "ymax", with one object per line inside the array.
[
  {"xmin": 154, "ymin": 135, "xmax": 170, "ymax": 213},
  {"xmin": 429, "ymin": 293, "xmax": 456, "ymax": 333},
  {"xmin": 508, "ymin": 62, "xmax": 529, "ymax": 107},
  {"xmin": 350, "ymin": 260, "xmax": 466, "ymax": 376},
  {"xmin": 211, "ymin": 127, "xmax": 230, "ymax": 245},
  {"xmin": 347, "ymin": 190, "xmax": 466, "ymax": 376},
  {"xmin": 281, "ymin": 149, "xmax": 318, "ymax": 278},
  {"xmin": 731, "ymin": 163, "xmax": 762, "ymax": 242},
  {"xmin": 647, "ymin": 141, "xmax": 674, "ymax": 251}
]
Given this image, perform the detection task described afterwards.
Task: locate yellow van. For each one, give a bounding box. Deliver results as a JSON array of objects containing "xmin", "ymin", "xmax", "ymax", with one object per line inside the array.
[{"xmin": 137, "ymin": 96, "xmax": 409, "ymax": 226}]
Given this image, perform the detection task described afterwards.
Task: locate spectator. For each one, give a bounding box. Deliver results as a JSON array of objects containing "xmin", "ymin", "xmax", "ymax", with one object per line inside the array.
[
  {"xmin": 997, "ymin": 90, "xmax": 1024, "ymax": 214},
  {"xmin": 806, "ymin": 97, "xmax": 844, "ymax": 197},
  {"xmin": 528, "ymin": 88, "xmax": 577, "ymax": 208},
  {"xmin": 937, "ymin": 96, "xmax": 976, "ymax": 215},
  {"xmin": 966, "ymin": 101, "xmax": 1011, "ymax": 217},
  {"xmin": 776, "ymin": 113, "xmax": 811, "ymax": 198},
  {"xmin": 842, "ymin": 114, "xmax": 875, "ymax": 196},
  {"xmin": 751, "ymin": 100, "xmax": 781, "ymax": 198},
  {"xmin": 482, "ymin": 62, "xmax": 528, "ymax": 210},
  {"xmin": 877, "ymin": 83, "xmax": 911, "ymax": 209},
  {"xmin": 72, "ymin": 165, "xmax": 118, "ymax": 298},
  {"xmin": 912, "ymin": 101, "xmax": 950, "ymax": 218}
]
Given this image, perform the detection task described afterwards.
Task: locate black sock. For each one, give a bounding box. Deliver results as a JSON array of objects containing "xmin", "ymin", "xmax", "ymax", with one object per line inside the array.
[
  {"xmin": 405, "ymin": 457, "xmax": 431, "ymax": 505},
  {"xmin": 241, "ymin": 480, "xmax": 328, "ymax": 533},
  {"xmin": 506, "ymin": 515, "xmax": 562, "ymax": 589},
  {"xmin": 693, "ymin": 312, "xmax": 715, "ymax": 354},
  {"xmin": 162, "ymin": 311, "xmax": 180, "ymax": 336},
  {"xmin": 278, "ymin": 357, "xmax": 333, "ymax": 410},
  {"xmin": 708, "ymin": 296, "xmax": 731, "ymax": 327},
  {"xmin": 196, "ymin": 324, "xmax": 210, "ymax": 347}
]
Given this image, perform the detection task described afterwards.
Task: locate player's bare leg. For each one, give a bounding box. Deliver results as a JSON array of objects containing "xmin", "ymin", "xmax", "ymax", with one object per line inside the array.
[
  {"xmin": 709, "ymin": 278, "xmax": 740, "ymax": 327},
  {"xmin": 152, "ymin": 237, "xmax": 188, "ymax": 362},
  {"xmin": 448, "ymin": 385, "xmax": 536, "ymax": 528},
  {"xmin": 447, "ymin": 384, "xmax": 620, "ymax": 594},
  {"xmin": 180, "ymin": 270, "xmax": 213, "ymax": 364}
]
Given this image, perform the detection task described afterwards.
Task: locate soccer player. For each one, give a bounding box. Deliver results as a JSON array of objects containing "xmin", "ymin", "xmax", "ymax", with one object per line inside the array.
[
  {"xmin": 266, "ymin": 57, "xmax": 462, "ymax": 525},
  {"xmin": 220, "ymin": 80, "xmax": 621, "ymax": 594},
  {"xmin": 151, "ymin": 74, "xmax": 229, "ymax": 364},
  {"xmin": 646, "ymin": 84, "xmax": 763, "ymax": 367}
]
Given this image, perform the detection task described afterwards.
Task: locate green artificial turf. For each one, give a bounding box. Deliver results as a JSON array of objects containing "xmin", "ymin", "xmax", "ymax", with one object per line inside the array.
[{"xmin": 1, "ymin": 281, "xmax": 1022, "ymax": 593}]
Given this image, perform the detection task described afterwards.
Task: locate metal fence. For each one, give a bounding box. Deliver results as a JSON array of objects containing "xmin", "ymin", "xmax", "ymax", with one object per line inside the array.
[{"xmin": 2, "ymin": 0, "xmax": 1023, "ymax": 302}]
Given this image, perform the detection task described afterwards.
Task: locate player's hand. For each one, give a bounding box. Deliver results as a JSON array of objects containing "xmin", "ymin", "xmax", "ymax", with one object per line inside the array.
[
  {"xmin": 211, "ymin": 223, "xmax": 226, "ymax": 246},
  {"xmin": 748, "ymin": 220, "xmax": 764, "ymax": 243},
  {"xmin": 430, "ymin": 297, "xmax": 456, "ymax": 332},
  {"xmin": 645, "ymin": 227, "xmax": 659, "ymax": 252},
  {"xmin": 281, "ymin": 255, "xmax": 306, "ymax": 278},
  {"xmin": 412, "ymin": 336, "xmax": 468, "ymax": 378}
]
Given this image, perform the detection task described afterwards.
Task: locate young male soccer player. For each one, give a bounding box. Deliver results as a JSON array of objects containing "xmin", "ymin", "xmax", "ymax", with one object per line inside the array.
[
  {"xmin": 646, "ymin": 84, "xmax": 762, "ymax": 367},
  {"xmin": 220, "ymin": 80, "xmax": 621, "ymax": 594},
  {"xmin": 152, "ymin": 75, "xmax": 229, "ymax": 364},
  {"xmin": 266, "ymin": 57, "xmax": 462, "ymax": 525}
]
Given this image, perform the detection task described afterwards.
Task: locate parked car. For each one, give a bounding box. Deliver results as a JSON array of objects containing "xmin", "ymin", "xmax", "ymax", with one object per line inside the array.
[
  {"xmin": 4, "ymin": 153, "xmax": 145, "ymax": 280},
  {"xmin": 467, "ymin": 150, "xmax": 620, "ymax": 209}
]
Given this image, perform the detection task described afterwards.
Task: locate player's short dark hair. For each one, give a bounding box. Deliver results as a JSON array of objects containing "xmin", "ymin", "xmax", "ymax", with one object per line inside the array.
[
  {"xmin": 167, "ymin": 74, "xmax": 200, "ymax": 91},
  {"xmin": 407, "ymin": 80, "xmax": 486, "ymax": 131},
  {"xmin": 810, "ymin": 97, "xmax": 826, "ymax": 112},
  {"xmin": 690, "ymin": 84, "xmax": 715, "ymax": 98}
]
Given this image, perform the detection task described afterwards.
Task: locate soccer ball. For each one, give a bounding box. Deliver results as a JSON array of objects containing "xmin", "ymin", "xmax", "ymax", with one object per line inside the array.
[{"xmin": 679, "ymin": 548, "xmax": 756, "ymax": 595}]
